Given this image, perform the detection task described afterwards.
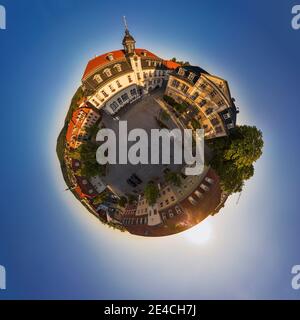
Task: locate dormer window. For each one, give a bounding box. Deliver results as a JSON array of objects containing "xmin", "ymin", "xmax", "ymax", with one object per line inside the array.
[
  {"xmin": 188, "ymin": 72, "xmax": 196, "ymax": 81},
  {"xmin": 142, "ymin": 51, "xmax": 147, "ymax": 57},
  {"xmin": 114, "ymin": 64, "xmax": 122, "ymax": 72},
  {"xmin": 223, "ymin": 113, "xmax": 231, "ymax": 120},
  {"xmin": 93, "ymin": 74, "xmax": 103, "ymax": 84},
  {"xmin": 178, "ymin": 68, "xmax": 185, "ymax": 76},
  {"xmin": 107, "ymin": 53, "xmax": 114, "ymax": 61},
  {"xmin": 103, "ymin": 68, "xmax": 112, "ymax": 77}
]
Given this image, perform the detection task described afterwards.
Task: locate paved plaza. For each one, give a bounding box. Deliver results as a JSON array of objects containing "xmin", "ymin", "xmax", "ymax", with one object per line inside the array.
[{"xmin": 101, "ymin": 88, "xmax": 184, "ymax": 195}]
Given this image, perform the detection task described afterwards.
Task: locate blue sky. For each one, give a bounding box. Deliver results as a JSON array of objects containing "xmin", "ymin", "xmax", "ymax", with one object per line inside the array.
[{"xmin": 0, "ymin": 0, "xmax": 300, "ymax": 299}]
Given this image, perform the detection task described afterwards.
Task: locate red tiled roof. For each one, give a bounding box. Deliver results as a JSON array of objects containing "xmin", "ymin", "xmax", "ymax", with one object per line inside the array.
[
  {"xmin": 82, "ymin": 48, "xmax": 161, "ymax": 80},
  {"xmin": 82, "ymin": 50, "xmax": 126, "ymax": 80},
  {"xmin": 163, "ymin": 60, "xmax": 181, "ymax": 70},
  {"xmin": 65, "ymin": 106, "xmax": 93, "ymax": 147},
  {"xmin": 74, "ymin": 176, "xmax": 98, "ymax": 199}
]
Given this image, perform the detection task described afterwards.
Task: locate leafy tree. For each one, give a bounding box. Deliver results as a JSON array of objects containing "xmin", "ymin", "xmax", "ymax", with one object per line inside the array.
[
  {"xmin": 118, "ymin": 196, "xmax": 128, "ymax": 208},
  {"xmin": 224, "ymin": 126, "xmax": 263, "ymax": 169},
  {"xmin": 144, "ymin": 182, "xmax": 159, "ymax": 206},
  {"xmin": 209, "ymin": 125, "xmax": 263, "ymax": 194},
  {"xmin": 93, "ymin": 191, "xmax": 108, "ymax": 205},
  {"xmin": 164, "ymin": 171, "xmax": 182, "ymax": 187}
]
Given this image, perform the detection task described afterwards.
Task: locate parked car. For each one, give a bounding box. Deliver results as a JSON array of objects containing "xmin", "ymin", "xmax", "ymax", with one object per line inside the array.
[
  {"xmin": 131, "ymin": 174, "xmax": 142, "ymax": 184},
  {"xmin": 126, "ymin": 178, "xmax": 137, "ymax": 187}
]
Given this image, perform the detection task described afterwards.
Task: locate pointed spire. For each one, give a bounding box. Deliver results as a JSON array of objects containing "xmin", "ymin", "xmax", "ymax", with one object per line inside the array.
[
  {"xmin": 122, "ymin": 16, "xmax": 136, "ymax": 55},
  {"xmin": 123, "ymin": 16, "xmax": 129, "ymax": 33}
]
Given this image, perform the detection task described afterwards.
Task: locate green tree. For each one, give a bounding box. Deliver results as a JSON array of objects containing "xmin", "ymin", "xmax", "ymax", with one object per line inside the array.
[
  {"xmin": 144, "ymin": 182, "xmax": 159, "ymax": 206},
  {"xmin": 209, "ymin": 125, "xmax": 263, "ymax": 194},
  {"xmin": 164, "ymin": 171, "xmax": 182, "ymax": 187},
  {"xmin": 224, "ymin": 126, "xmax": 263, "ymax": 169},
  {"xmin": 93, "ymin": 191, "xmax": 108, "ymax": 205},
  {"xmin": 118, "ymin": 196, "xmax": 128, "ymax": 208}
]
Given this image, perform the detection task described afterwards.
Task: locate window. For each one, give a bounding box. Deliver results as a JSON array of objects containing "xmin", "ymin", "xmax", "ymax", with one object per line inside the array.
[
  {"xmin": 200, "ymin": 83, "xmax": 207, "ymax": 90},
  {"xmin": 211, "ymin": 118, "xmax": 219, "ymax": 126},
  {"xmin": 227, "ymin": 122, "xmax": 234, "ymax": 129},
  {"xmin": 171, "ymin": 79, "xmax": 180, "ymax": 88},
  {"xmin": 101, "ymin": 90, "xmax": 108, "ymax": 98},
  {"xmin": 191, "ymin": 91, "xmax": 199, "ymax": 100},
  {"xmin": 109, "ymin": 84, "xmax": 115, "ymax": 92},
  {"xmin": 130, "ymin": 88, "xmax": 137, "ymax": 96},
  {"xmin": 121, "ymin": 93, "xmax": 129, "ymax": 102},
  {"xmin": 110, "ymin": 101, "xmax": 119, "ymax": 111},
  {"xmin": 93, "ymin": 74, "xmax": 102, "ymax": 84},
  {"xmin": 205, "ymin": 108, "xmax": 213, "ymax": 116},
  {"xmin": 114, "ymin": 64, "xmax": 122, "ymax": 72},
  {"xmin": 137, "ymin": 73, "xmax": 141, "ymax": 80},
  {"xmin": 128, "ymin": 75, "xmax": 133, "ymax": 83},
  {"xmin": 117, "ymin": 98, "xmax": 122, "ymax": 105},
  {"xmin": 199, "ymin": 99, "xmax": 207, "ymax": 107},
  {"xmin": 217, "ymin": 100, "xmax": 223, "ymax": 107},
  {"xmin": 147, "ymin": 60, "xmax": 151, "ymax": 67},
  {"xmin": 188, "ymin": 72, "xmax": 196, "ymax": 81},
  {"xmin": 181, "ymin": 84, "xmax": 189, "ymax": 93},
  {"xmin": 210, "ymin": 90, "xmax": 217, "ymax": 98},
  {"xmin": 116, "ymin": 80, "xmax": 122, "ymax": 88},
  {"xmin": 223, "ymin": 113, "xmax": 230, "ymax": 120},
  {"xmin": 143, "ymin": 72, "xmax": 147, "ymax": 79},
  {"xmin": 178, "ymin": 68, "xmax": 185, "ymax": 76},
  {"xmin": 103, "ymin": 68, "xmax": 112, "ymax": 77},
  {"xmin": 107, "ymin": 53, "xmax": 114, "ymax": 61}
]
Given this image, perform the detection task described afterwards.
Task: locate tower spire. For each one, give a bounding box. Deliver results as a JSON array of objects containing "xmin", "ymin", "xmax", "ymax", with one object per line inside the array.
[
  {"xmin": 122, "ymin": 16, "xmax": 136, "ymax": 55},
  {"xmin": 123, "ymin": 16, "xmax": 128, "ymax": 32}
]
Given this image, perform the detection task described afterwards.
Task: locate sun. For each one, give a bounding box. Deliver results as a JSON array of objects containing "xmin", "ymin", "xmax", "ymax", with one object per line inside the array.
[{"xmin": 182, "ymin": 218, "xmax": 214, "ymax": 245}]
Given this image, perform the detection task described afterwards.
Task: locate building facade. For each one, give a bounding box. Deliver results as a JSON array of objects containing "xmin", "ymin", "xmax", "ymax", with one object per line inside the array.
[
  {"xmin": 81, "ymin": 27, "xmax": 179, "ymax": 115},
  {"xmin": 165, "ymin": 65, "xmax": 238, "ymax": 139}
]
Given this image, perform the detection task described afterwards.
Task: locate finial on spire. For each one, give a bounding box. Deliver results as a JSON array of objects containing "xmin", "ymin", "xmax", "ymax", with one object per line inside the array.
[{"xmin": 123, "ymin": 16, "xmax": 128, "ymax": 32}]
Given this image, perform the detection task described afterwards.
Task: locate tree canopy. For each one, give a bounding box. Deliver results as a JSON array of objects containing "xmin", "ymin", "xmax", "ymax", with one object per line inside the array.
[
  {"xmin": 144, "ymin": 182, "xmax": 159, "ymax": 206},
  {"xmin": 209, "ymin": 125, "xmax": 263, "ymax": 194}
]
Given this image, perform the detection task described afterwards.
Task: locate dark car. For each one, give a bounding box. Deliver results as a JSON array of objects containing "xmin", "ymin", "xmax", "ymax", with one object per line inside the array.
[
  {"xmin": 131, "ymin": 174, "xmax": 142, "ymax": 184},
  {"xmin": 127, "ymin": 178, "xmax": 137, "ymax": 187}
]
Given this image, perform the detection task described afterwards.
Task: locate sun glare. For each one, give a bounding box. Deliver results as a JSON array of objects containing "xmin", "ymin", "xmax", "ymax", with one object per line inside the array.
[{"xmin": 183, "ymin": 218, "xmax": 214, "ymax": 245}]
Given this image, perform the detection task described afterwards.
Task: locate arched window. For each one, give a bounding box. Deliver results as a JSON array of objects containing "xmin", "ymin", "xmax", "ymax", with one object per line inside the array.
[
  {"xmin": 107, "ymin": 53, "xmax": 114, "ymax": 61},
  {"xmin": 178, "ymin": 68, "xmax": 185, "ymax": 76}
]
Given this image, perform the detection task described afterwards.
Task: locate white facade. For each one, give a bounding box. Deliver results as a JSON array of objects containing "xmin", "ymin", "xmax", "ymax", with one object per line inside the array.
[{"xmin": 89, "ymin": 175, "xmax": 106, "ymax": 194}]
